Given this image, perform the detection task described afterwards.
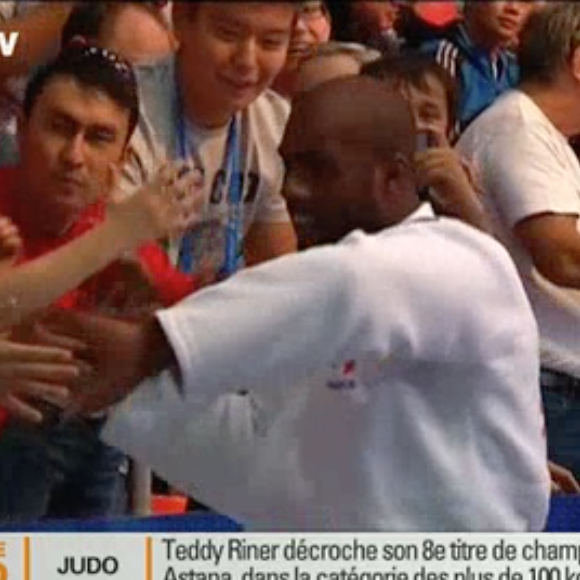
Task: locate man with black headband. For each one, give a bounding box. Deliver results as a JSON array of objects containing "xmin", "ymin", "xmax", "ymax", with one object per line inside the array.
[{"xmin": 0, "ymin": 44, "xmax": 202, "ymax": 522}]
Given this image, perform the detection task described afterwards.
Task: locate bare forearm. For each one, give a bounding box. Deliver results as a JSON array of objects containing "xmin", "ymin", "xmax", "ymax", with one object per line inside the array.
[
  {"xmin": 0, "ymin": 216, "xmax": 139, "ymax": 330},
  {"xmin": 432, "ymin": 193, "xmax": 492, "ymax": 234},
  {"xmin": 0, "ymin": 158, "xmax": 202, "ymax": 330},
  {"xmin": 533, "ymin": 253, "xmax": 580, "ymax": 289},
  {"xmin": 514, "ymin": 215, "xmax": 580, "ymax": 290}
]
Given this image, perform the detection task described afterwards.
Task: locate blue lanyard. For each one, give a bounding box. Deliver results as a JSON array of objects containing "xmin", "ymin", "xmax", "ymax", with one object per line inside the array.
[{"xmin": 176, "ymin": 108, "xmax": 244, "ymax": 277}]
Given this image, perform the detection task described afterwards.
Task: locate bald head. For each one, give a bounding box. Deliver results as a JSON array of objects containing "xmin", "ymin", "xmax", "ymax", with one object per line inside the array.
[
  {"xmin": 286, "ymin": 76, "xmax": 416, "ymax": 160},
  {"xmin": 280, "ymin": 76, "xmax": 421, "ymax": 250}
]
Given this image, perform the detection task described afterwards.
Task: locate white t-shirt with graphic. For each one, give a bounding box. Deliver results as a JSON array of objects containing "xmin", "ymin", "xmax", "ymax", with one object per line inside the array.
[
  {"xmin": 457, "ymin": 90, "xmax": 580, "ymax": 378},
  {"xmin": 121, "ymin": 57, "xmax": 291, "ymax": 274},
  {"xmin": 104, "ymin": 205, "xmax": 549, "ymax": 531}
]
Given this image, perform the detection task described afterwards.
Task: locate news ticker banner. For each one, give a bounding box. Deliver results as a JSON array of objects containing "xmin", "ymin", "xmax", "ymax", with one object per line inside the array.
[{"xmin": 0, "ymin": 534, "xmax": 578, "ymax": 580}]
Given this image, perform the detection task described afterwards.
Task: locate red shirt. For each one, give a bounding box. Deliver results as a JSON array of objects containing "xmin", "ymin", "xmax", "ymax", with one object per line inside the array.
[
  {"xmin": 413, "ymin": 2, "xmax": 459, "ymax": 26},
  {"xmin": 0, "ymin": 167, "xmax": 198, "ymax": 426}
]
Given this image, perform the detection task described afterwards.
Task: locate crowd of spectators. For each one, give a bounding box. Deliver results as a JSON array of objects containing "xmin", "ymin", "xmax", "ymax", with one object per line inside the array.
[{"xmin": 0, "ymin": 0, "xmax": 576, "ymax": 531}]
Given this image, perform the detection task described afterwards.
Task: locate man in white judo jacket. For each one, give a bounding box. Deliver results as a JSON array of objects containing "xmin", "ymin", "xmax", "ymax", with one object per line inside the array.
[{"xmin": 50, "ymin": 77, "xmax": 550, "ymax": 531}]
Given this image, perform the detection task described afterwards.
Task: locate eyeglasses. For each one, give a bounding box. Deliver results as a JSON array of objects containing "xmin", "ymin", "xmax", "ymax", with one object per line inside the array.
[{"xmin": 61, "ymin": 40, "xmax": 135, "ymax": 81}]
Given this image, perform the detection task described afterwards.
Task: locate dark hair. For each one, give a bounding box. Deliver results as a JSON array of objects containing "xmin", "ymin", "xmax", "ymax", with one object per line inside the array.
[
  {"xmin": 322, "ymin": 2, "xmax": 357, "ymax": 43},
  {"xmin": 61, "ymin": 2, "xmax": 109, "ymax": 46},
  {"xmin": 360, "ymin": 52, "xmax": 457, "ymax": 134},
  {"xmin": 23, "ymin": 42, "xmax": 140, "ymax": 142}
]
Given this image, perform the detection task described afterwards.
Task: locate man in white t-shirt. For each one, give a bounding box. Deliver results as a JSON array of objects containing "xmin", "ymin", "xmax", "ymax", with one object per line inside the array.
[
  {"xmin": 48, "ymin": 77, "xmax": 549, "ymax": 531},
  {"xmin": 120, "ymin": 2, "xmax": 297, "ymax": 276},
  {"xmin": 457, "ymin": 4, "xmax": 580, "ymax": 480}
]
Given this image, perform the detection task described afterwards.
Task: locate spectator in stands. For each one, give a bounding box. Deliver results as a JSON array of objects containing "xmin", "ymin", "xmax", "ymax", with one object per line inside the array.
[
  {"xmin": 45, "ymin": 77, "xmax": 550, "ymax": 531},
  {"xmin": 66, "ymin": 2, "xmax": 296, "ymax": 509},
  {"xmin": 362, "ymin": 52, "xmax": 456, "ymax": 139},
  {"xmin": 0, "ymin": 44, "xmax": 204, "ymax": 522},
  {"xmin": 420, "ymin": 1, "xmax": 535, "ymax": 135},
  {"xmin": 456, "ymin": 4, "xmax": 580, "ymax": 483},
  {"xmin": 119, "ymin": 2, "xmax": 297, "ymax": 278},
  {"xmin": 273, "ymin": 1, "xmax": 332, "ymax": 99},
  {"xmin": 61, "ymin": 2, "xmax": 179, "ymax": 211},
  {"xmin": 361, "ymin": 52, "xmax": 489, "ymax": 233},
  {"xmin": 0, "ymin": 159, "xmax": 200, "ymax": 423}
]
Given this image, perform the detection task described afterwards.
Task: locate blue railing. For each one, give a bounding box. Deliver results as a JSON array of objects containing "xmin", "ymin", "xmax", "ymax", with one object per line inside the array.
[
  {"xmin": 544, "ymin": 495, "xmax": 580, "ymax": 532},
  {"xmin": 0, "ymin": 496, "xmax": 576, "ymax": 532}
]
